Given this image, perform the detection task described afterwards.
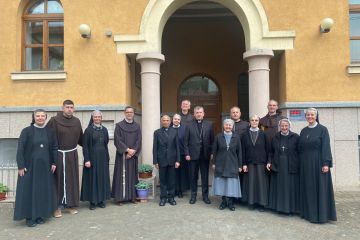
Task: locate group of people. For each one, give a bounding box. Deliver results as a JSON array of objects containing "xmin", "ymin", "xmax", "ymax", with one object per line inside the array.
[
  {"xmin": 153, "ymin": 100, "xmax": 337, "ymax": 224},
  {"xmin": 13, "ymin": 98, "xmax": 337, "ymax": 228}
]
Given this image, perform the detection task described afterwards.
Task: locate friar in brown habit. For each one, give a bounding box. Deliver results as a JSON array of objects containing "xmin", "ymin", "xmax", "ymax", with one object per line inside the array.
[
  {"xmin": 47, "ymin": 100, "xmax": 83, "ymax": 217},
  {"xmin": 112, "ymin": 106, "xmax": 142, "ymax": 204},
  {"xmin": 259, "ymin": 99, "xmax": 285, "ymax": 140}
]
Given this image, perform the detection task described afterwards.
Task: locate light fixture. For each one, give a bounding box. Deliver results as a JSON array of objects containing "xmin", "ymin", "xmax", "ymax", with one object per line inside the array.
[
  {"xmin": 320, "ymin": 18, "xmax": 334, "ymax": 33},
  {"xmin": 79, "ymin": 24, "xmax": 91, "ymax": 38}
]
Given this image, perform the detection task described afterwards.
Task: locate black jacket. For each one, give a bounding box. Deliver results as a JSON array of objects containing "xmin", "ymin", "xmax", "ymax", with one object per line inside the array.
[
  {"xmin": 184, "ymin": 119, "xmax": 214, "ymax": 160},
  {"xmin": 242, "ymin": 130, "xmax": 269, "ymax": 165},
  {"xmin": 153, "ymin": 127, "xmax": 180, "ymax": 167},
  {"xmin": 269, "ymin": 131, "xmax": 300, "ymax": 173},
  {"xmin": 212, "ymin": 133, "xmax": 242, "ymax": 178}
]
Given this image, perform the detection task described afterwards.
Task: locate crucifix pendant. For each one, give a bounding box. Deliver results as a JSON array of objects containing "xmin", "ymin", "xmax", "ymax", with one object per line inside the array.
[{"xmin": 281, "ymin": 146, "xmax": 285, "ymax": 151}]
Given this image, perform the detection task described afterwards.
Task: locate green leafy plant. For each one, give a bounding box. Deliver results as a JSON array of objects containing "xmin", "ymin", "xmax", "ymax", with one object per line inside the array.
[
  {"xmin": 138, "ymin": 163, "xmax": 153, "ymax": 173},
  {"xmin": 135, "ymin": 180, "xmax": 152, "ymax": 190},
  {"xmin": 0, "ymin": 183, "xmax": 9, "ymax": 193}
]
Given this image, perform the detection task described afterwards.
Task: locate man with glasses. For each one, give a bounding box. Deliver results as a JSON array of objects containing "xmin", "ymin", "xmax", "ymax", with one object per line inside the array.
[{"xmin": 112, "ymin": 106, "xmax": 142, "ymax": 204}]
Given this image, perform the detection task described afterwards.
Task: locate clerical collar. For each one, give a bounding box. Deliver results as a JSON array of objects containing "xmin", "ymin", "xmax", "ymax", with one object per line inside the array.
[
  {"xmin": 92, "ymin": 123, "xmax": 103, "ymax": 130},
  {"xmin": 197, "ymin": 120, "xmax": 202, "ymax": 123},
  {"xmin": 250, "ymin": 127, "xmax": 259, "ymax": 132},
  {"xmin": 308, "ymin": 122, "xmax": 318, "ymax": 128},
  {"xmin": 268, "ymin": 112, "xmax": 277, "ymax": 116},
  {"xmin": 281, "ymin": 131, "xmax": 289, "ymax": 136},
  {"xmin": 163, "ymin": 127, "xmax": 169, "ymax": 131},
  {"xmin": 34, "ymin": 123, "xmax": 45, "ymax": 128},
  {"xmin": 172, "ymin": 125, "xmax": 180, "ymax": 128},
  {"xmin": 125, "ymin": 118, "xmax": 134, "ymax": 124}
]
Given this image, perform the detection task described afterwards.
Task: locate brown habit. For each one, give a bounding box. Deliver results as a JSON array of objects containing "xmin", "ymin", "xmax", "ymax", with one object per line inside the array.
[
  {"xmin": 47, "ymin": 112, "xmax": 83, "ymax": 207},
  {"xmin": 112, "ymin": 119, "xmax": 141, "ymax": 202}
]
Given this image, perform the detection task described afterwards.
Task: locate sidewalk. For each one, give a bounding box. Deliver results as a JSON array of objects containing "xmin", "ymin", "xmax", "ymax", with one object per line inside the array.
[{"xmin": 0, "ymin": 191, "xmax": 359, "ymax": 240}]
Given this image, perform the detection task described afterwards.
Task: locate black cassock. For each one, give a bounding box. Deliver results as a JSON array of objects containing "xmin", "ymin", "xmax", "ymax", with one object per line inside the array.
[
  {"xmin": 14, "ymin": 126, "xmax": 58, "ymax": 221},
  {"xmin": 80, "ymin": 125, "xmax": 111, "ymax": 204},
  {"xmin": 298, "ymin": 124, "xmax": 337, "ymax": 223},
  {"xmin": 268, "ymin": 132, "xmax": 300, "ymax": 214}
]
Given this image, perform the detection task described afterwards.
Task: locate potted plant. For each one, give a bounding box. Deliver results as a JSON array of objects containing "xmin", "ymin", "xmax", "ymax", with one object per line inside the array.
[
  {"xmin": 138, "ymin": 163, "xmax": 153, "ymax": 179},
  {"xmin": 0, "ymin": 183, "xmax": 9, "ymax": 201},
  {"xmin": 135, "ymin": 180, "xmax": 152, "ymax": 200}
]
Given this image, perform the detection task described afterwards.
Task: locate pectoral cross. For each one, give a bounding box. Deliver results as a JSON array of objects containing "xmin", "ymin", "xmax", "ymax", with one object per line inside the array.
[{"xmin": 281, "ymin": 146, "xmax": 285, "ymax": 152}]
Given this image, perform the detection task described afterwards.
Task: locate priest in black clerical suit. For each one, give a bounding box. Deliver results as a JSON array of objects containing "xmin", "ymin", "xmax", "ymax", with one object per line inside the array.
[
  {"xmin": 153, "ymin": 115, "xmax": 180, "ymax": 206},
  {"xmin": 184, "ymin": 106, "xmax": 214, "ymax": 204}
]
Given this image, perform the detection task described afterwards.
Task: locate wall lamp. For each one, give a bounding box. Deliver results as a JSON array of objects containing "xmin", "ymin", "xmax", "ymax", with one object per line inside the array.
[
  {"xmin": 79, "ymin": 24, "xmax": 91, "ymax": 38},
  {"xmin": 320, "ymin": 18, "xmax": 334, "ymax": 33}
]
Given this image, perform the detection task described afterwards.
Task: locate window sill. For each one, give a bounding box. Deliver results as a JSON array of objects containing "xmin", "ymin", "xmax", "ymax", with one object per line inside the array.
[
  {"xmin": 10, "ymin": 71, "xmax": 67, "ymax": 81},
  {"xmin": 347, "ymin": 64, "xmax": 360, "ymax": 74}
]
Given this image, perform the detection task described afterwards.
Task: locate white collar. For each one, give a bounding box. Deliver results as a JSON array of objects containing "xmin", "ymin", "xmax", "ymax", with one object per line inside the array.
[{"xmin": 308, "ymin": 122, "xmax": 318, "ymax": 128}]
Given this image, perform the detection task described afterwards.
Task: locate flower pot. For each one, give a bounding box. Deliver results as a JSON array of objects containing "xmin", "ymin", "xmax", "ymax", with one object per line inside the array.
[
  {"xmin": 136, "ymin": 189, "xmax": 149, "ymax": 199},
  {"xmin": 0, "ymin": 192, "xmax": 6, "ymax": 201},
  {"xmin": 138, "ymin": 172, "xmax": 152, "ymax": 179}
]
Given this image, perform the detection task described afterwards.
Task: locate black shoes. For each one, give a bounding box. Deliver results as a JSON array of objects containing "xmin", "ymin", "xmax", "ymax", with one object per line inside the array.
[
  {"xmin": 35, "ymin": 218, "xmax": 45, "ymax": 224},
  {"xmin": 159, "ymin": 198, "xmax": 167, "ymax": 206},
  {"xmin": 189, "ymin": 196, "xmax": 196, "ymax": 204},
  {"xmin": 26, "ymin": 219, "xmax": 36, "ymax": 227},
  {"xmin": 177, "ymin": 192, "xmax": 183, "ymax": 198},
  {"xmin": 219, "ymin": 201, "xmax": 227, "ymax": 210},
  {"xmin": 168, "ymin": 198, "xmax": 177, "ymax": 206},
  {"xmin": 98, "ymin": 202, "xmax": 106, "ymax": 208},
  {"xmin": 227, "ymin": 198, "xmax": 235, "ymax": 211},
  {"xmin": 202, "ymin": 197, "xmax": 211, "ymax": 204},
  {"xmin": 89, "ymin": 202, "xmax": 96, "ymax": 210}
]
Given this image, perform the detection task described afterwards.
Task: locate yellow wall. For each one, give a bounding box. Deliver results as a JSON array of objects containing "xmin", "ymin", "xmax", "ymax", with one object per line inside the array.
[
  {"xmin": 0, "ymin": 0, "xmax": 359, "ymax": 109},
  {"xmin": 262, "ymin": 0, "xmax": 360, "ymax": 102},
  {"xmin": 0, "ymin": 0, "xmax": 148, "ymax": 107}
]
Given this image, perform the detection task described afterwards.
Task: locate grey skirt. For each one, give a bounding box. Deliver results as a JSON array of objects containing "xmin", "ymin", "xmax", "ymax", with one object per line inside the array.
[{"xmin": 211, "ymin": 176, "xmax": 241, "ymax": 198}]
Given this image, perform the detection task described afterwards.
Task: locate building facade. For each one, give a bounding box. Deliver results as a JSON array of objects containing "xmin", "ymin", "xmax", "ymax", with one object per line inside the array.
[{"xmin": 0, "ymin": 0, "xmax": 360, "ymax": 192}]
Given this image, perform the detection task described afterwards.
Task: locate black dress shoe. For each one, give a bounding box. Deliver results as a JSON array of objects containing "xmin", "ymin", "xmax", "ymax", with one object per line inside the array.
[
  {"xmin": 98, "ymin": 202, "xmax": 106, "ymax": 208},
  {"xmin": 89, "ymin": 203, "xmax": 96, "ymax": 210},
  {"xmin": 168, "ymin": 198, "xmax": 177, "ymax": 206},
  {"xmin": 203, "ymin": 197, "xmax": 211, "ymax": 204},
  {"xmin": 177, "ymin": 192, "xmax": 183, "ymax": 198},
  {"xmin": 35, "ymin": 218, "xmax": 45, "ymax": 224},
  {"xmin": 26, "ymin": 219, "xmax": 37, "ymax": 227},
  {"xmin": 189, "ymin": 197, "xmax": 196, "ymax": 204},
  {"xmin": 218, "ymin": 201, "xmax": 227, "ymax": 210},
  {"xmin": 159, "ymin": 199, "xmax": 166, "ymax": 206}
]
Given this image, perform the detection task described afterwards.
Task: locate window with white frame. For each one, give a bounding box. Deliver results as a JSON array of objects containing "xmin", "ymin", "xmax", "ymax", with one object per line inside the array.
[{"xmin": 350, "ymin": 0, "xmax": 360, "ymax": 63}]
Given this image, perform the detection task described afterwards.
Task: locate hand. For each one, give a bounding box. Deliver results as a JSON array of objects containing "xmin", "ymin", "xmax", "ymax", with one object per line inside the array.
[
  {"xmin": 266, "ymin": 163, "xmax": 271, "ymax": 171},
  {"xmin": 51, "ymin": 165, "xmax": 56, "ymax": 173},
  {"xmin": 155, "ymin": 164, "xmax": 159, "ymax": 169},
  {"xmin": 175, "ymin": 162, "xmax": 180, "ymax": 168},
  {"xmin": 18, "ymin": 168, "xmax": 25, "ymax": 177},
  {"xmin": 210, "ymin": 154, "xmax": 213, "ymax": 161},
  {"xmin": 243, "ymin": 165, "xmax": 248, "ymax": 173},
  {"xmin": 212, "ymin": 164, "xmax": 215, "ymax": 170},
  {"xmin": 125, "ymin": 153, "xmax": 132, "ymax": 159},
  {"xmin": 322, "ymin": 166, "xmax": 329, "ymax": 173},
  {"xmin": 185, "ymin": 155, "xmax": 191, "ymax": 161},
  {"xmin": 85, "ymin": 161, "xmax": 91, "ymax": 168},
  {"xmin": 239, "ymin": 168, "xmax": 242, "ymax": 173},
  {"xmin": 127, "ymin": 148, "xmax": 136, "ymax": 157}
]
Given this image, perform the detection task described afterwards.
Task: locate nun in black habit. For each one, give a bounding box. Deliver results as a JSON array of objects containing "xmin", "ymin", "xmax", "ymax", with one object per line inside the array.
[
  {"xmin": 298, "ymin": 108, "xmax": 336, "ymax": 223},
  {"xmin": 14, "ymin": 109, "xmax": 58, "ymax": 227},
  {"xmin": 80, "ymin": 110, "xmax": 111, "ymax": 210},
  {"xmin": 268, "ymin": 118, "xmax": 300, "ymax": 214},
  {"xmin": 241, "ymin": 115, "xmax": 271, "ymax": 211}
]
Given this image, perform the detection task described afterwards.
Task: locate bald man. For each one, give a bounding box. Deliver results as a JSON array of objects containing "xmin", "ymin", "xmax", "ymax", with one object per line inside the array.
[{"xmin": 153, "ymin": 115, "xmax": 180, "ymax": 206}]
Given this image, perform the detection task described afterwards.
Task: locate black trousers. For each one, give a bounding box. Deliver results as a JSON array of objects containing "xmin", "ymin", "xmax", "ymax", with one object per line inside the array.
[
  {"xmin": 189, "ymin": 154, "xmax": 210, "ymax": 198},
  {"xmin": 159, "ymin": 165, "xmax": 176, "ymax": 199}
]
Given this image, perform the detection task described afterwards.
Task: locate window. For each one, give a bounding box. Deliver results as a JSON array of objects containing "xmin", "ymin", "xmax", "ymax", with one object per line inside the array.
[
  {"xmin": 350, "ymin": 0, "xmax": 360, "ymax": 63},
  {"xmin": 0, "ymin": 139, "xmax": 18, "ymax": 168},
  {"xmin": 23, "ymin": 0, "xmax": 64, "ymax": 71},
  {"xmin": 180, "ymin": 75, "xmax": 219, "ymax": 97}
]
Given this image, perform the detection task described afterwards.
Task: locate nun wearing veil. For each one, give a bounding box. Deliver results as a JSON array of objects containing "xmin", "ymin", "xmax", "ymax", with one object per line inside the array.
[
  {"xmin": 14, "ymin": 109, "xmax": 58, "ymax": 227},
  {"xmin": 80, "ymin": 110, "xmax": 111, "ymax": 210},
  {"xmin": 268, "ymin": 118, "xmax": 300, "ymax": 215},
  {"xmin": 298, "ymin": 108, "xmax": 336, "ymax": 223}
]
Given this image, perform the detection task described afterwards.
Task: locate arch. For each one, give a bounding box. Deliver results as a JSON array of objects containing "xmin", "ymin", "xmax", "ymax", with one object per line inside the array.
[{"xmin": 114, "ymin": 0, "xmax": 295, "ymax": 54}]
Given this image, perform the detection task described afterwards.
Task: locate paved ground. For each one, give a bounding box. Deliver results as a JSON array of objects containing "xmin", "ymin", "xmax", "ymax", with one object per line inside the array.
[{"xmin": 0, "ymin": 191, "xmax": 360, "ymax": 240}]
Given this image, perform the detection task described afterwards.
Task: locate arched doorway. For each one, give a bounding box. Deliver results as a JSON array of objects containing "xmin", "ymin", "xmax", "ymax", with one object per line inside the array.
[{"xmin": 178, "ymin": 74, "xmax": 221, "ymax": 133}]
